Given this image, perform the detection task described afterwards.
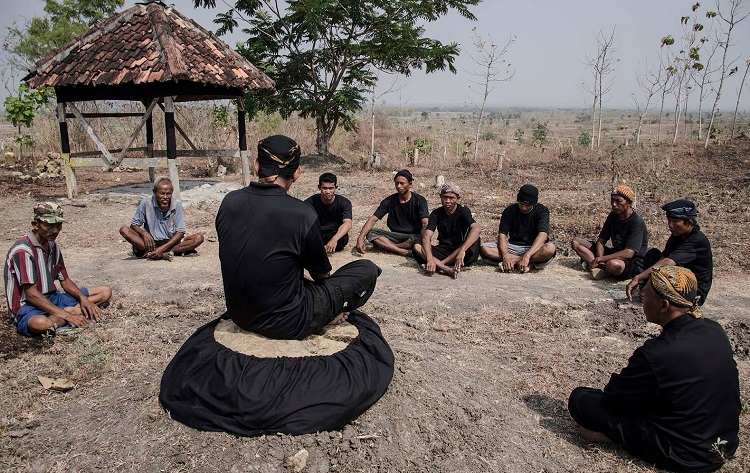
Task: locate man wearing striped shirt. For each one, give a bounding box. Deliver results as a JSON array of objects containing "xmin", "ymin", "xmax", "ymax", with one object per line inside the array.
[
  {"xmin": 4, "ymin": 202, "xmax": 112, "ymax": 336},
  {"xmin": 119, "ymin": 177, "xmax": 204, "ymax": 261}
]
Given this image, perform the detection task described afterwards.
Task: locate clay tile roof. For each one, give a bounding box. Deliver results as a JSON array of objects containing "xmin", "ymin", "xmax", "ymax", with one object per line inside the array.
[{"xmin": 24, "ymin": 1, "xmax": 274, "ymax": 93}]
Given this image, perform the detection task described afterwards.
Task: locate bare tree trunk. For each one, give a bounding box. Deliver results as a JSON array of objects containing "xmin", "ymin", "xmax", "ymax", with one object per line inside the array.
[
  {"xmin": 316, "ymin": 116, "xmax": 329, "ymax": 156},
  {"xmin": 730, "ymin": 59, "xmax": 750, "ymax": 138},
  {"xmin": 705, "ymin": 0, "xmax": 748, "ymax": 148}
]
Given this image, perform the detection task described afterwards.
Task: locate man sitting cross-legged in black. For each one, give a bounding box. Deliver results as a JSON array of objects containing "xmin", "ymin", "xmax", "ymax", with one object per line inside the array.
[
  {"xmin": 480, "ymin": 184, "xmax": 556, "ymax": 272},
  {"xmin": 571, "ymin": 185, "xmax": 648, "ymax": 281},
  {"xmin": 569, "ymin": 266, "xmax": 740, "ymax": 472},
  {"xmin": 412, "ymin": 181, "xmax": 481, "ymax": 279},
  {"xmin": 355, "ymin": 169, "xmax": 429, "ymax": 257},
  {"xmin": 304, "ymin": 172, "xmax": 353, "ymax": 255},
  {"xmin": 215, "ymin": 135, "xmax": 381, "ymax": 339}
]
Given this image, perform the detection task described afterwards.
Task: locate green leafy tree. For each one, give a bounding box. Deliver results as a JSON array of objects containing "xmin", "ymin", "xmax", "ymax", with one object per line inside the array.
[
  {"xmin": 531, "ymin": 121, "xmax": 549, "ymax": 145},
  {"xmin": 196, "ymin": 0, "xmax": 480, "ymax": 156},
  {"xmin": 3, "ymin": 83, "xmax": 55, "ymax": 157},
  {"xmin": 5, "ymin": 0, "xmax": 124, "ymax": 70}
]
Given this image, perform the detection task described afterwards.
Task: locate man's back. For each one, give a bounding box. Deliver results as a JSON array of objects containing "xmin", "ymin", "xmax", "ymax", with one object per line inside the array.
[
  {"xmin": 604, "ymin": 315, "xmax": 740, "ymax": 469},
  {"xmin": 216, "ymin": 183, "xmax": 331, "ymax": 338}
]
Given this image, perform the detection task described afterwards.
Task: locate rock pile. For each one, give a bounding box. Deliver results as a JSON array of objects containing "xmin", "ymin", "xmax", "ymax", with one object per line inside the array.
[{"xmin": 35, "ymin": 152, "xmax": 64, "ymax": 178}]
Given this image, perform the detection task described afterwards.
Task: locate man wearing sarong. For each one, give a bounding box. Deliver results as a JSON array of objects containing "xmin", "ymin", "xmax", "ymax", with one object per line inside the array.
[
  {"xmin": 480, "ymin": 184, "xmax": 556, "ymax": 272},
  {"xmin": 569, "ymin": 266, "xmax": 740, "ymax": 472},
  {"xmin": 571, "ymin": 185, "xmax": 648, "ymax": 280},
  {"xmin": 626, "ymin": 199, "xmax": 712, "ymax": 305},
  {"xmin": 412, "ymin": 181, "xmax": 481, "ymax": 278},
  {"xmin": 215, "ymin": 135, "xmax": 380, "ymax": 340},
  {"xmin": 355, "ymin": 169, "xmax": 429, "ymax": 257}
]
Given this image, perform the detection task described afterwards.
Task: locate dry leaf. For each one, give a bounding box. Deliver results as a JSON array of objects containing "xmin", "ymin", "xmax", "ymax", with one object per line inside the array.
[{"xmin": 37, "ymin": 376, "xmax": 74, "ymax": 392}]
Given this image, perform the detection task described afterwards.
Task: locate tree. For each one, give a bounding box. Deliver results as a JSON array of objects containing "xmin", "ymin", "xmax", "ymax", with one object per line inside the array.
[
  {"xmin": 730, "ymin": 58, "xmax": 750, "ymax": 138},
  {"xmin": 5, "ymin": 0, "xmax": 124, "ymax": 71},
  {"xmin": 197, "ymin": 0, "xmax": 481, "ymax": 156},
  {"xmin": 632, "ymin": 59, "xmax": 664, "ymax": 144},
  {"xmin": 582, "ymin": 28, "xmax": 617, "ymax": 149},
  {"xmin": 665, "ymin": 3, "xmax": 713, "ymax": 144},
  {"xmin": 466, "ymin": 30, "xmax": 514, "ymax": 160},
  {"xmin": 704, "ymin": 0, "xmax": 748, "ymax": 148},
  {"xmin": 3, "ymin": 83, "xmax": 55, "ymax": 158}
]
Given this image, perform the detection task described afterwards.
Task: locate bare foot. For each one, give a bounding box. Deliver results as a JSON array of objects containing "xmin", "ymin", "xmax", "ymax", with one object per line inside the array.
[
  {"xmin": 575, "ymin": 424, "xmax": 612, "ymax": 443},
  {"xmin": 330, "ymin": 312, "xmax": 350, "ymax": 325},
  {"xmin": 452, "ymin": 266, "xmax": 460, "ymax": 279}
]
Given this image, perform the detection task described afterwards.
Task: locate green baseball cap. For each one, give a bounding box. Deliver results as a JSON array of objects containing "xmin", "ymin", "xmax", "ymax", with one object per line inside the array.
[{"xmin": 34, "ymin": 202, "xmax": 66, "ymax": 224}]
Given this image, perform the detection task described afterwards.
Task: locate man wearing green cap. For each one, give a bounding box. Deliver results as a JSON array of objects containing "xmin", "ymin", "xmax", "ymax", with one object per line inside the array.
[
  {"xmin": 4, "ymin": 202, "xmax": 112, "ymax": 336},
  {"xmin": 569, "ymin": 266, "xmax": 739, "ymax": 472}
]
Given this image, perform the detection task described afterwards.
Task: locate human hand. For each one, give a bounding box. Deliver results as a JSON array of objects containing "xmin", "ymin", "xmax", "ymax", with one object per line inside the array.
[
  {"xmin": 147, "ymin": 248, "xmax": 164, "ymax": 260},
  {"xmin": 625, "ymin": 278, "xmax": 640, "ymax": 301},
  {"xmin": 501, "ymin": 255, "xmax": 514, "ymax": 272},
  {"xmin": 79, "ymin": 296, "xmax": 101, "ymax": 321},
  {"xmin": 356, "ymin": 238, "xmax": 366, "ymax": 254},
  {"xmin": 591, "ymin": 256, "xmax": 605, "ymax": 268},
  {"xmin": 142, "ymin": 233, "xmax": 155, "ymax": 252},
  {"xmin": 325, "ymin": 239, "xmax": 337, "ymax": 255},
  {"xmin": 518, "ymin": 255, "xmax": 531, "ymax": 273},
  {"xmin": 454, "ymin": 249, "xmax": 466, "ymax": 272},
  {"xmin": 425, "ymin": 258, "xmax": 436, "ymax": 275},
  {"xmin": 63, "ymin": 311, "xmax": 89, "ymax": 328}
]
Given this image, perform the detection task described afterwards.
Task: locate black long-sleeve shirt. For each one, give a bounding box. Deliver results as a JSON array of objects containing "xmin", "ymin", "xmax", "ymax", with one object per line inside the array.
[{"xmin": 603, "ymin": 314, "xmax": 740, "ymax": 472}]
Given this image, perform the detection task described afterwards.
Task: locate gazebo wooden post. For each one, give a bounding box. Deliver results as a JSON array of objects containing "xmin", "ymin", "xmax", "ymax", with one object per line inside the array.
[
  {"xmin": 164, "ymin": 96, "xmax": 181, "ymax": 201},
  {"xmin": 145, "ymin": 103, "xmax": 155, "ymax": 183},
  {"xmin": 58, "ymin": 102, "xmax": 77, "ymax": 198},
  {"xmin": 238, "ymin": 97, "xmax": 250, "ymax": 186}
]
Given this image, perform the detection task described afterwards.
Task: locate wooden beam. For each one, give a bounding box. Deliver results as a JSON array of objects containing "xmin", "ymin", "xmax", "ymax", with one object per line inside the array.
[
  {"xmin": 111, "ymin": 97, "xmax": 158, "ymax": 167},
  {"xmin": 238, "ymin": 97, "xmax": 250, "ymax": 186},
  {"xmin": 164, "ymin": 97, "xmax": 181, "ymax": 201},
  {"xmin": 64, "ymin": 112, "xmax": 145, "ymax": 119},
  {"xmin": 69, "ymin": 148, "xmax": 238, "ymax": 159},
  {"xmin": 58, "ymin": 103, "xmax": 77, "ymax": 199},
  {"xmin": 70, "ymin": 157, "xmax": 176, "ymax": 168},
  {"xmin": 157, "ymin": 102, "xmax": 198, "ymax": 151},
  {"xmin": 67, "ymin": 102, "xmax": 114, "ymax": 168}
]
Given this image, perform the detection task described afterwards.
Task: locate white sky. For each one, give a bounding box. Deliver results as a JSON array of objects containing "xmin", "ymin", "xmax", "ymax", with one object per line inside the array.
[{"xmin": 1, "ymin": 0, "xmax": 749, "ymax": 111}]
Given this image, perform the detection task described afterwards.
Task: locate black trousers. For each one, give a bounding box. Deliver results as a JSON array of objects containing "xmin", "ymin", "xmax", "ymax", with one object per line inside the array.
[
  {"xmin": 305, "ymin": 260, "xmax": 381, "ymax": 335},
  {"xmin": 568, "ymin": 387, "xmax": 709, "ymax": 472},
  {"xmin": 322, "ymin": 229, "xmax": 349, "ymax": 252}
]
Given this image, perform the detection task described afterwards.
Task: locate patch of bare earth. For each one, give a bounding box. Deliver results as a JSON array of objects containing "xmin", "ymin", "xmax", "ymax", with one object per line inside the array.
[{"xmin": 0, "ymin": 141, "xmax": 748, "ymax": 472}]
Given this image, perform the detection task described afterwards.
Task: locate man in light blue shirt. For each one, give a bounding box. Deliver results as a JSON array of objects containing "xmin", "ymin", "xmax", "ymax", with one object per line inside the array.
[{"xmin": 119, "ymin": 177, "xmax": 204, "ymax": 261}]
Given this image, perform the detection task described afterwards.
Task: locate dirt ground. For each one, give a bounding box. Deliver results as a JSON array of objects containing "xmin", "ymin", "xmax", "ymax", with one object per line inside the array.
[{"xmin": 0, "ymin": 141, "xmax": 748, "ymax": 472}]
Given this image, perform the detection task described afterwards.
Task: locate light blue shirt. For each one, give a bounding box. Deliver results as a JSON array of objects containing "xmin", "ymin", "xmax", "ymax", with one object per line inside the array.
[{"xmin": 131, "ymin": 195, "xmax": 186, "ymax": 241}]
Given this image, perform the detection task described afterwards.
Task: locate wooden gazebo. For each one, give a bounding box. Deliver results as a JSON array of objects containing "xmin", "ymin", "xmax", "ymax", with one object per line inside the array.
[{"xmin": 24, "ymin": 0, "xmax": 274, "ymax": 199}]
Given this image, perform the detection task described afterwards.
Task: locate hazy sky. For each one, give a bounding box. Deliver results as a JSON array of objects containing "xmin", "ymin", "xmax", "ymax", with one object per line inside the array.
[{"xmin": 1, "ymin": 0, "xmax": 749, "ymax": 111}]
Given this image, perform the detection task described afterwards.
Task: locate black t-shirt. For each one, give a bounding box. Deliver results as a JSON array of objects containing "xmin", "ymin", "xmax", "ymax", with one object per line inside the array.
[
  {"xmin": 598, "ymin": 210, "xmax": 648, "ymax": 263},
  {"xmin": 304, "ymin": 194, "xmax": 353, "ymax": 234},
  {"xmin": 427, "ymin": 205, "xmax": 476, "ymax": 248},
  {"xmin": 498, "ymin": 203, "xmax": 550, "ymax": 246},
  {"xmin": 662, "ymin": 228, "xmax": 713, "ymax": 303},
  {"xmin": 373, "ymin": 192, "xmax": 429, "ymax": 234},
  {"xmin": 215, "ymin": 182, "xmax": 331, "ymax": 338}
]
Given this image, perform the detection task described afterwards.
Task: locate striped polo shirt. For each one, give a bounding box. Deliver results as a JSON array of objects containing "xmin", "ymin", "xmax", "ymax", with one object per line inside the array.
[
  {"xmin": 131, "ymin": 195, "xmax": 186, "ymax": 241},
  {"xmin": 4, "ymin": 232, "xmax": 68, "ymax": 316}
]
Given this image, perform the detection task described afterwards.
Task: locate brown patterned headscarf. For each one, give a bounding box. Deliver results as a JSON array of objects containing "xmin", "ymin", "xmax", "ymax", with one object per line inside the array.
[
  {"xmin": 257, "ymin": 135, "xmax": 301, "ymax": 182},
  {"xmin": 650, "ymin": 266, "xmax": 702, "ymax": 318}
]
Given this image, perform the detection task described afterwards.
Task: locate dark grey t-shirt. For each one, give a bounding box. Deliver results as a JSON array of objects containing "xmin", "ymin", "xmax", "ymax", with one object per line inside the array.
[
  {"xmin": 598, "ymin": 210, "xmax": 649, "ymax": 264},
  {"xmin": 498, "ymin": 203, "xmax": 550, "ymax": 246}
]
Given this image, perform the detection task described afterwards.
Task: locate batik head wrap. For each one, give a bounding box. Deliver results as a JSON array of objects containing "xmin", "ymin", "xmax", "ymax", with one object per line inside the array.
[
  {"xmin": 440, "ymin": 181, "xmax": 461, "ymax": 197},
  {"xmin": 650, "ymin": 266, "xmax": 702, "ymax": 318},
  {"xmin": 257, "ymin": 135, "xmax": 301, "ymax": 182},
  {"xmin": 611, "ymin": 185, "xmax": 635, "ymax": 204}
]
